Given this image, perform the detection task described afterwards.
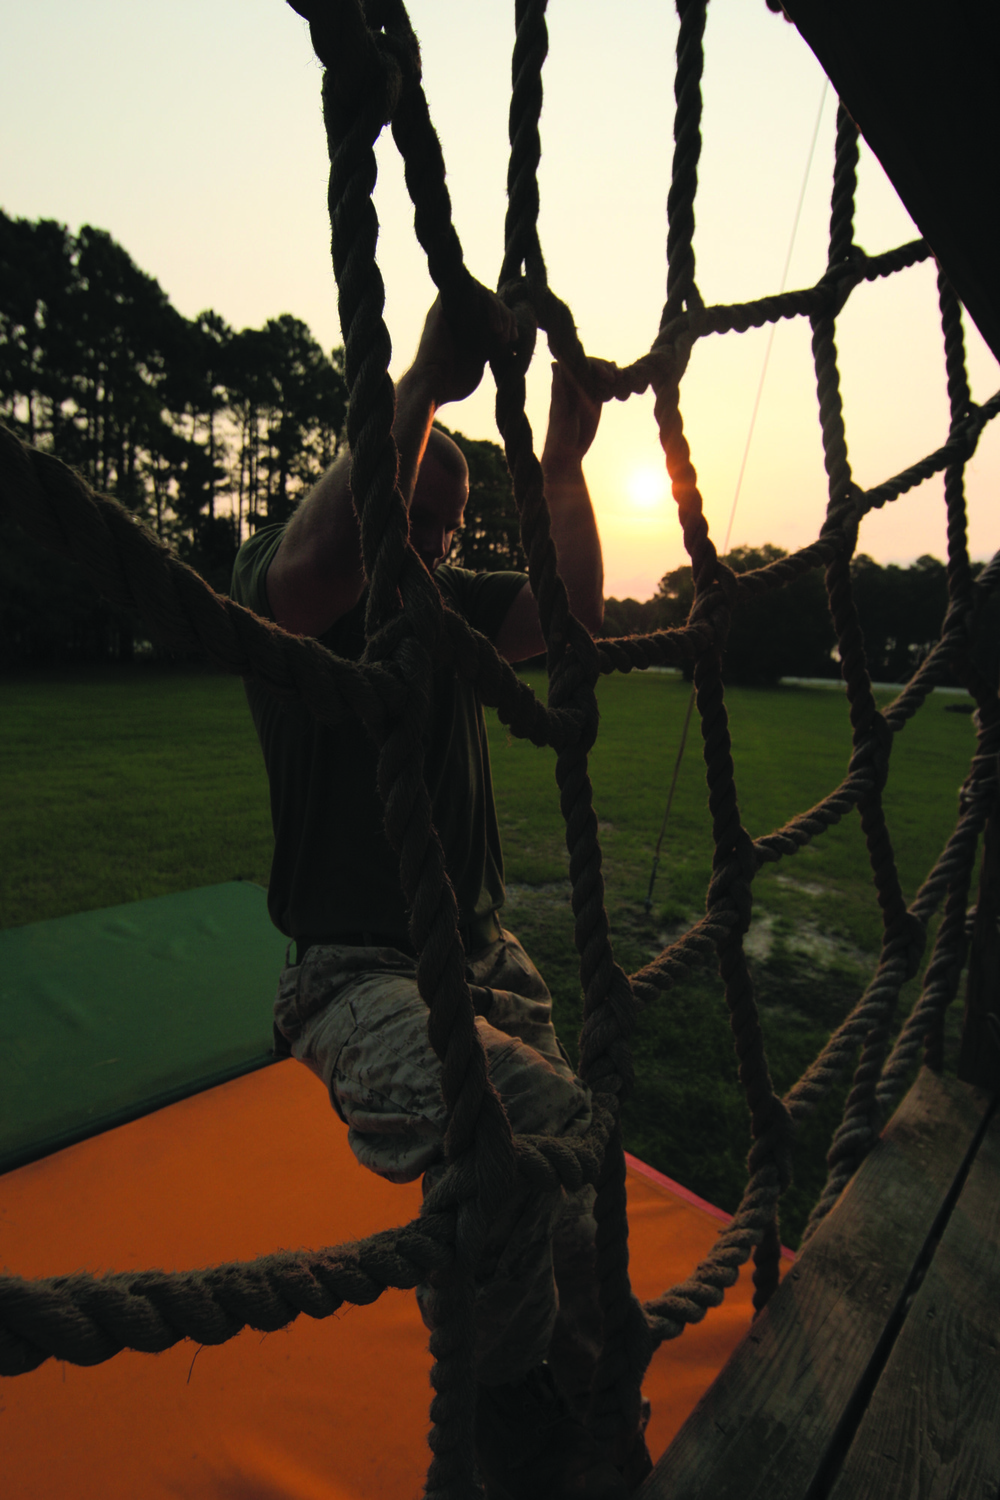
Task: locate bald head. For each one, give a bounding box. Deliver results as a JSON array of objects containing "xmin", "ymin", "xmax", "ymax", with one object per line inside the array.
[
  {"xmin": 409, "ymin": 430, "xmax": 469, "ymax": 572},
  {"xmin": 424, "ymin": 428, "xmax": 469, "ymax": 490}
]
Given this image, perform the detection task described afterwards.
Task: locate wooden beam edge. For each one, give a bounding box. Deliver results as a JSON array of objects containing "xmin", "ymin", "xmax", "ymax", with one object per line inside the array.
[{"xmin": 639, "ymin": 1071, "xmax": 991, "ymax": 1500}]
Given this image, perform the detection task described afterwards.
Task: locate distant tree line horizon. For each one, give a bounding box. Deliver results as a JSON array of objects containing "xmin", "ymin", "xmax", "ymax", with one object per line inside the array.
[
  {"xmin": 2, "ymin": 211, "xmax": 991, "ymax": 685},
  {"xmin": 0, "ymin": 212, "xmax": 526, "ymax": 666},
  {"xmin": 1, "ymin": 209, "xmax": 351, "ymax": 664},
  {"xmin": 603, "ymin": 545, "xmax": 998, "ymax": 687}
]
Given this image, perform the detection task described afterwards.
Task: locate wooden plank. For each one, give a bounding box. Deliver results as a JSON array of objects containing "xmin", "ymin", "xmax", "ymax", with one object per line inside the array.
[
  {"xmin": 828, "ymin": 1101, "xmax": 1000, "ymax": 1500},
  {"xmin": 640, "ymin": 1070, "xmax": 990, "ymax": 1500}
]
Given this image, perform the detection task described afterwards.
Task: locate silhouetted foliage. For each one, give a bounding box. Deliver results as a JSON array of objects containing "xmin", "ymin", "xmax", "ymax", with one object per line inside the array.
[
  {"xmin": 2, "ymin": 211, "xmax": 991, "ymax": 684},
  {"xmin": 849, "ymin": 553, "xmax": 950, "ymax": 682},
  {"xmin": 724, "ymin": 544, "xmax": 836, "ymax": 685},
  {"xmin": 641, "ymin": 544, "xmax": 836, "ymax": 684},
  {"xmin": 0, "ymin": 211, "xmax": 348, "ymax": 662},
  {"xmin": 0, "ymin": 520, "xmax": 138, "ymax": 668},
  {"xmin": 600, "ymin": 596, "xmax": 669, "ymax": 638},
  {"xmin": 606, "ymin": 544, "xmax": 973, "ymax": 687},
  {"xmin": 436, "ymin": 423, "xmax": 526, "ymax": 572}
]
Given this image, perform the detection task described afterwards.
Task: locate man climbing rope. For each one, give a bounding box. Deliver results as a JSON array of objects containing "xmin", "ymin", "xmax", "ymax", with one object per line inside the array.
[{"xmin": 231, "ymin": 294, "xmax": 643, "ymax": 1498}]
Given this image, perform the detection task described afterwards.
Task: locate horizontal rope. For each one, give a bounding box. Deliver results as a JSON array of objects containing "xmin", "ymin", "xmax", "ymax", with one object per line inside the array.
[
  {"xmin": 695, "ymin": 238, "xmax": 929, "ymax": 341},
  {"xmin": 0, "ymin": 1216, "xmax": 454, "ymax": 1377}
]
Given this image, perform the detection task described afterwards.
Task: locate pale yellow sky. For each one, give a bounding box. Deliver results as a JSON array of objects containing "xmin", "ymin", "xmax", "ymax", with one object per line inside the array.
[{"xmin": 3, "ymin": 0, "xmax": 998, "ymax": 599}]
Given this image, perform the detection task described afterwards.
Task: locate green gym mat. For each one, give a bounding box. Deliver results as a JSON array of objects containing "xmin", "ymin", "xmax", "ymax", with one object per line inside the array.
[{"xmin": 0, "ymin": 881, "xmax": 288, "ymax": 1174}]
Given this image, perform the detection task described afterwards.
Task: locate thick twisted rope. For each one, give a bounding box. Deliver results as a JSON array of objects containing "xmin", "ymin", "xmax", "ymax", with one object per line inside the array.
[
  {"xmin": 0, "ymin": 1219, "xmax": 453, "ymax": 1378},
  {"xmin": 0, "ymin": 1106, "xmax": 625, "ymax": 1383},
  {"xmin": 4, "ymin": 3, "xmax": 1000, "ymax": 1495},
  {"xmin": 491, "ymin": 0, "xmax": 655, "ymax": 1457},
  {"xmin": 308, "ymin": 9, "xmax": 521, "ymax": 1492},
  {"xmin": 697, "ymin": 238, "xmax": 931, "ymax": 340},
  {"xmin": 801, "ymin": 106, "xmax": 917, "ymax": 1224}
]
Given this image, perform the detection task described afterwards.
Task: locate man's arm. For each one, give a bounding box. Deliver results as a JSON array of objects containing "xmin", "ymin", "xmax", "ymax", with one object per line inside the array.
[
  {"xmin": 493, "ymin": 362, "xmax": 606, "ymax": 663},
  {"xmin": 266, "ymin": 296, "xmax": 512, "ymax": 638}
]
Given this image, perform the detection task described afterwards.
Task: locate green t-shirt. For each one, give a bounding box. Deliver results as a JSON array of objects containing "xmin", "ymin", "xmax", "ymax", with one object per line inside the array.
[{"xmin": 231, "ymin": 524, "xmax": 527, "ymax": 944}]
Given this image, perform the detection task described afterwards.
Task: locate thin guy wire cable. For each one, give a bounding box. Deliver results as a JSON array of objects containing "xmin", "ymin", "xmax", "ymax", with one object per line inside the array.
[
  {"xmin": 644, "ymin": 79, "xmax": 829, "ymax": 916},
  {"xmin": 723, "ymin": 78, "xmax": 829, "ymax": 554}
]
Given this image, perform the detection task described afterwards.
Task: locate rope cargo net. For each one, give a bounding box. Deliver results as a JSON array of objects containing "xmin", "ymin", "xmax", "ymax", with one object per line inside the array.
[{"xmin": 1, "ymin": 1, "xmax": 999, "ymax": 1495}]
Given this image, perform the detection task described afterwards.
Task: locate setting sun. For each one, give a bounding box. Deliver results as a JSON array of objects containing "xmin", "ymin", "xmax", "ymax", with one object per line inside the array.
[{"xmin": 626, "ymin": 466, "xmax": 669, "ymax": 510}]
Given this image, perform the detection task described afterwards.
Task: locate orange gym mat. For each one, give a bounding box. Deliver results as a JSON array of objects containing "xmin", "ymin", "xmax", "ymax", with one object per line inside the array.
[{"xmin": 1, "ymin": 1059, "xmax": 779, "ymax": 1498}]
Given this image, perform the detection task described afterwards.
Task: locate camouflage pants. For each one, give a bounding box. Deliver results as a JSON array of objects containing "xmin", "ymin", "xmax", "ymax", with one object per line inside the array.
[{"xmin": 273, "ymin": 930, "xmax": 601, "ymax": 1393}]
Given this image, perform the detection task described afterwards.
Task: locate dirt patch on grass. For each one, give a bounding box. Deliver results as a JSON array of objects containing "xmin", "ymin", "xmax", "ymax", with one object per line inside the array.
[
  {"xmin": 503, "ymin": 883, "xmax": 870, "ymax": 1033},
  {"xmin": 753, "ymin": 927, "xmax": 871, "ymax": 1028},
  {"xmin": 504, "ymin": 879, "xmax": 573, "ymax": 898},
  {"xmin": 746, "ymin": 909, "xmax": 869, "ymax": 969},
  {"xmin": 773, "ymin": 873, "xmax": 834, "ymax": 899},
  {"xmin": 502, "ymin": 880, "xmax": 573, "ymax": 917},
  {"xmin": 744, "ymin": 913, "xmax": 774, "ymax": 961},
  {"xmin": 623, "ymin": 904, "xmax": 871, "ymax": 1031}
]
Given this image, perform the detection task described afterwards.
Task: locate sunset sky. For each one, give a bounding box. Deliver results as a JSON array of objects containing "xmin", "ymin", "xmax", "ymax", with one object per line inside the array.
[{"xmin": 3, "ymin": 0, "xmax": 998, "ymax": 600}]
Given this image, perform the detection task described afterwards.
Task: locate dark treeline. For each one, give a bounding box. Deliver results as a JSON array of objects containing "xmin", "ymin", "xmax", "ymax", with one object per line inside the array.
[
  {"xmin": 1, "ymin": 211, "xmax": 348, "ymax": 664},
  {"xmin": 0, "ymin": 213, "xmax": 531, "ymax": 669},
  {"xmin": 3, "ymin": 212, "xmax": 989, "ymax": 683},
  {"xmin": 436, "ymin": 423, "xmax": 526, "ymax": 574},
  {"xmin": 602, "ymin": 544, "xmax": 998, "ymax": 686}
]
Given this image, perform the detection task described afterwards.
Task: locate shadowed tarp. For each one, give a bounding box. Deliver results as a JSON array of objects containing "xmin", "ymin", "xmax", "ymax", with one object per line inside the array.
[
  {"xmin": 0, "ymin": 882, "xmax": 285, "ymax": 1173},
  {"xmin": 0, "ymin": 1061, "xmax": 767, "ymax": 1498}
]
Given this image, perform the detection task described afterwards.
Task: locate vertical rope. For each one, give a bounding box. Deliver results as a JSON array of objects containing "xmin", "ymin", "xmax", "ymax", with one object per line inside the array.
[
  {"xmin": 662, "ymin": 0, "xmax": 708, "ymax": 327},
  {"xmin": 306, "ymin": 7, "xmax": 521, "ymax": 1493},
  {"xmin": 912, "ymin": 268, "xmax": 979, "ymax": 1073},
  {"xmin": 938, "ymin": 270, "xmax": 974, "ymax": 605},
  {"xmin": 827, "ymin": 102, "xmax": 857, "ymax": 270},
  {"xmin": 499, "ymin": 0, "xmax": 550, "ymax": 296},
  {"xmin": 654, "ymin": 0, "xmax": 791, "ymax": 1314},
  {"xmin": 806, "ymin": 106, "xmax": 919, "ymax": 1234},
  {"xmin": 494, "ymin": 0, "xmax": 655, "ymax": 1459}
]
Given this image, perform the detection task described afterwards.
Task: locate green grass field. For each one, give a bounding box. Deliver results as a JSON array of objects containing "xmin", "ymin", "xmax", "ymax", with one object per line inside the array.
[{"xmin": 1, "ymin": 665, "xmax": 979, "ymax": 1243}]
